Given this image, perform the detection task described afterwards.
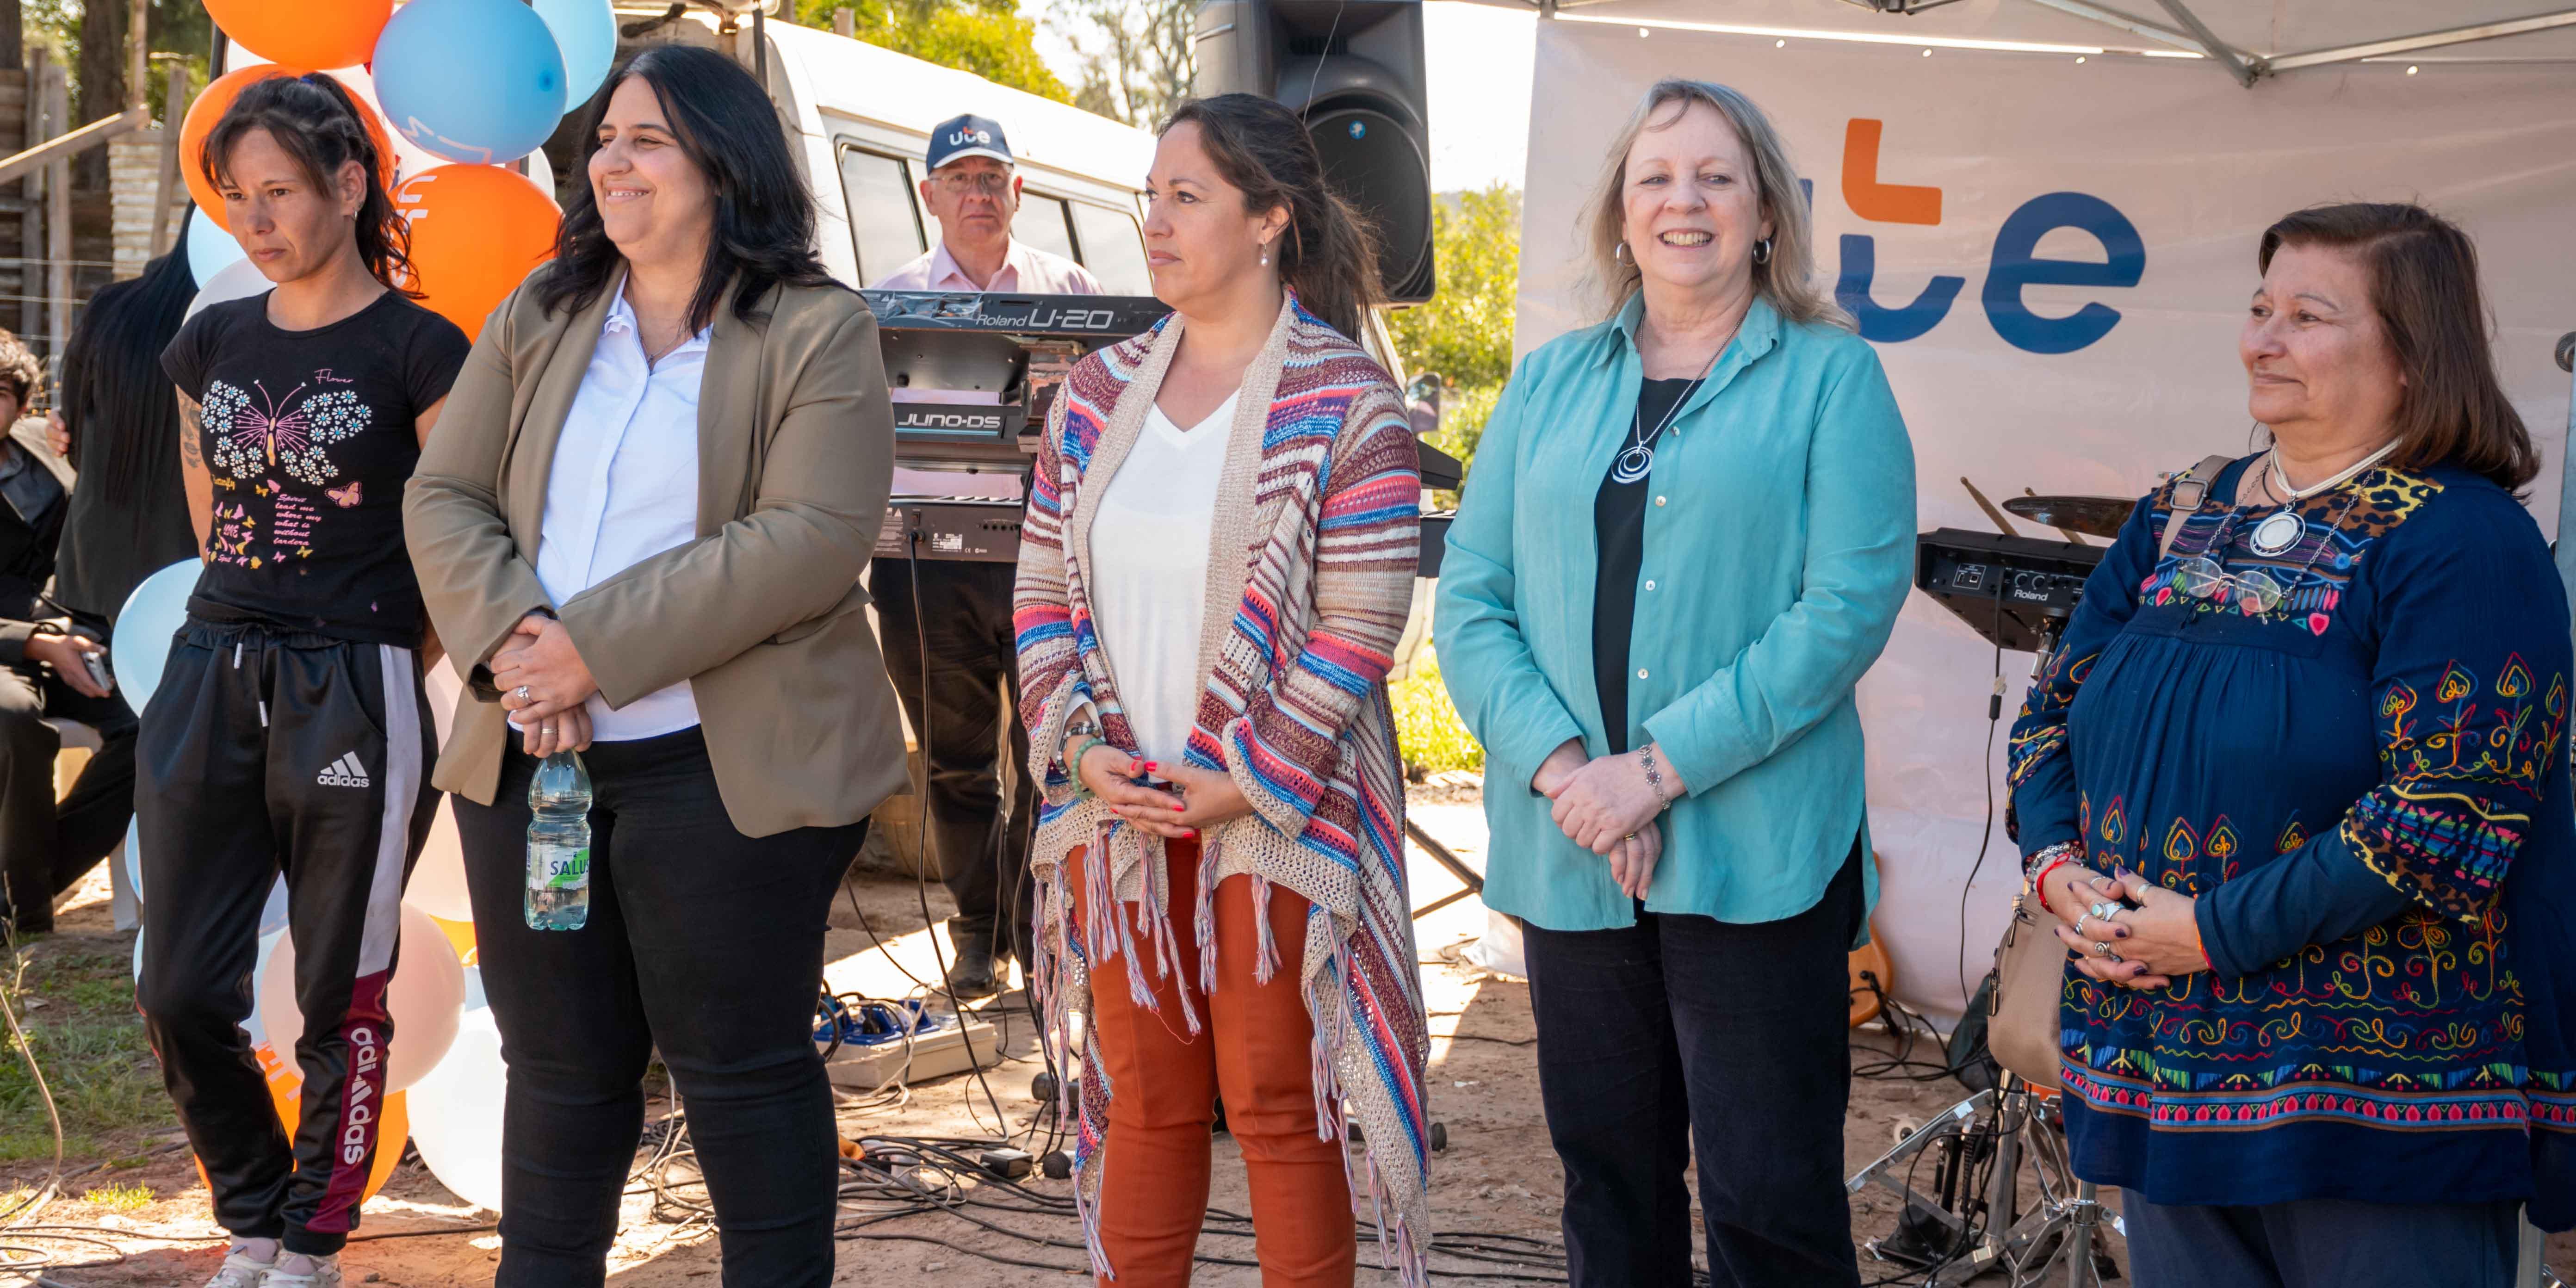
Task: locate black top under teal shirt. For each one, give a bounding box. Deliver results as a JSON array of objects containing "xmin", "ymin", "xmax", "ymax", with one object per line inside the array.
[
  {"xmin": 161, "ymin": 291, "xmax": 470, "ymax": 647},
  {"xmin": 1592, "ymin": 378, "xmax": 1694, "ymax": 754},
  {"xmin": 2007, "ymin": 454, "xmax": 2576, "ymax": 1222}
]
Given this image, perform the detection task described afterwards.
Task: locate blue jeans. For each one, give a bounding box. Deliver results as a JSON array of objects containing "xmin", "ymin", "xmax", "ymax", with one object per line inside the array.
[
  {"xmin": 1520, "ymin": 842, "xmax": 1865, "ymax": 1288},
  {"xmin": 2124, "ymin": 1194, "xmax": 2520, "ymax": 1288}
]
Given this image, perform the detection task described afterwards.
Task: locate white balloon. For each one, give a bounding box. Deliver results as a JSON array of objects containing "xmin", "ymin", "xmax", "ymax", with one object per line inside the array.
[
  {"xmin": 184, "ymin": 209, "xmax": 247, "ymax": 288},
  {"xmin": 123, "ymin": 818, "xmax": 142, "ymax": 905},
  {"xmin": 405, "ymin": 996, "xmax": 507, "ymax": 1212},
  {"xmin": 242, "ymin": 927, "xmax": 287, "ymax": 1050},
  {"xmin": 258, "ymin": 904, "xmax": 466, "ymax": 1094},
  {"xmin": 406, "ymin": 663, "xmax": 476, "ymax": 921},
  {"xmin": 185, "ymin": 256, "xmax": 272, "ymax": 323},
  {"xmin": 110, "ymin": 560, "xmax": 201, "ymax": 712},
  {"xmin": 406, "ymin": 805, "xmax": 476, "ymax": 922}
]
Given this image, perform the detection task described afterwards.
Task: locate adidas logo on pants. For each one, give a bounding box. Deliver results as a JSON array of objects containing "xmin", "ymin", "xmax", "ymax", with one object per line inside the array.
[{"xmin": 317, "ymin": 752, "xmax": 371, "ymax": 789}]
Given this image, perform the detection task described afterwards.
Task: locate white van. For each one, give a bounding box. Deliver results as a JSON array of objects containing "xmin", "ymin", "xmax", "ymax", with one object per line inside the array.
[{"xmin": 609, "ymin": 6, "xmax": 1157, "ymax": 293}]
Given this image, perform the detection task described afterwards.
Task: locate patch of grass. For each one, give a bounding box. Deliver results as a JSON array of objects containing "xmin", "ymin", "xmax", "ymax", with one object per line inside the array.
[
  {"xmin": 78, "ymin": 1179, "xmax": 155, "ymax": 1210},
  {"xmin": 1392, "ymin": 644, "xmax": 1484, "ymax": 775},
  {"xmin": 1, "ymin": 941, "xmax": 177, "ymax": 1163}
]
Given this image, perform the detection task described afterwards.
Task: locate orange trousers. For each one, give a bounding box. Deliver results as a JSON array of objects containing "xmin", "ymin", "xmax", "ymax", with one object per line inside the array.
[{"xmin": 1074, "ymin": 840, "xmax": 1357, "ymax": 1287}]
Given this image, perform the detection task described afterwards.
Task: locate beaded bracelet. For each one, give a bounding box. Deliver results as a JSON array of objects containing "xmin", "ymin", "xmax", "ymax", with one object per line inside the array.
[
  {"xmin": 2026, "ymin": 841, "xmax": 2085, "ymax": 914},
  {"xmin": 1065, "ymin": 735, "xmax": 1111, "ymax": 799},
  {"xmin": 1637, "ymin": 745, "xmax": 1672, "ymax": 811}
]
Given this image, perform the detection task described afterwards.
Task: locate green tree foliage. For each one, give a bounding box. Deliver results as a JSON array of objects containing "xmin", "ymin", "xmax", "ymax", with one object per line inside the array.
[
  {"xmin": 1048, "ymin": 0, "xmax": 1193, "ymax": 129},
  {"xmin": 794, "ymin": 0, "xmax": 1072, "ymax": 104},
  {"xmin": 1388, "ymin": 186, "xmax": 1520, "ymax": 480}
]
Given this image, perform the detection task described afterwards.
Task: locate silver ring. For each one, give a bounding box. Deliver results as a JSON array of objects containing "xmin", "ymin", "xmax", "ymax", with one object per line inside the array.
[
  {"xmin": 2073, "ymin": 912, "xmax": 2090, "ymax": 935},
  {"xmin": 2094, "ymin": 941, "xmax": 2114, "ymax": 958},
  {"xmin": 2091, "ymin": 901, "xmax": 2118, "ymax": 921},
  {"xmin": 515, "ymin": 685, "xmax": 532, "ymax": 704}
]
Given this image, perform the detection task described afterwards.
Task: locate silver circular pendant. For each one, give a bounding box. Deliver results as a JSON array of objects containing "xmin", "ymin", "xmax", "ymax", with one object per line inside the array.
[
  {"xmin": 2250, "ymin": 510, "xmax": 2305, "ymax": 557},
  {"xmin": 1612, "ymin": 443, "xmax": 1655, "ymax": 486}
]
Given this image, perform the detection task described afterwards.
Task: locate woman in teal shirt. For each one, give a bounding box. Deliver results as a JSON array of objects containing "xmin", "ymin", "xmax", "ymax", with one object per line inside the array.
[{"xmin": 1437, "ymin": 79, "xmax": 1914, "ymax": 1286}]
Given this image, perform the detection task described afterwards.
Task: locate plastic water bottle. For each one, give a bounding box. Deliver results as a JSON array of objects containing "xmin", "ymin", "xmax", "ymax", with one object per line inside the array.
[{"xmin": 526, "ymin": 751, "xmax": 593, "ymax": 930}]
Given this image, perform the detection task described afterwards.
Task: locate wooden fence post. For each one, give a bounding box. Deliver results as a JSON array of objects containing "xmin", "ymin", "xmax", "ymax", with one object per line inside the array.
[
  {"xmin": 19, "ymin": 45, "xmax": 44, "ymax": 344},
  {"xmin": 151, "ymin": 59, "xmax": 192, "ymax": 257}
]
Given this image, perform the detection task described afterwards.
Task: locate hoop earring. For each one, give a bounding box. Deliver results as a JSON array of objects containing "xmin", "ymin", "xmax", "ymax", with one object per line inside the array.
[
  {"xmin": 1614, "ymin": 240, "xmax": 1631, "ymax": 265},
  {"xmin": 1752, "ymin": 237, "xmax": 1774, "ymax": 265}
]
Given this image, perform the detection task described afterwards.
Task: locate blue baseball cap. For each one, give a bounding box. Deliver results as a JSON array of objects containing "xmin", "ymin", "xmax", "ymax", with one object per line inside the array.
[{"xmin": 927, "ymin": 114, "xmax": 1013, "ymax": 171}]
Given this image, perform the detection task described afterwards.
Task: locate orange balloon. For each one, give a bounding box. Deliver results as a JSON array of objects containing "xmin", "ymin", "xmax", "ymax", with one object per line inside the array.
[
  {"xmin": 194, "ymin": 1047, "xmax": 409, "ymax": 1207},
  {"xmin": 207, "ymin": 0, "xmax": 393, "ymax": 72},
  {"xmin": 393, "ymin": 165, "xmax": 561, "ymax": 342},
  {"xmin": 182, "ymin": 67, "xmax": 401, "ymax": 233}
]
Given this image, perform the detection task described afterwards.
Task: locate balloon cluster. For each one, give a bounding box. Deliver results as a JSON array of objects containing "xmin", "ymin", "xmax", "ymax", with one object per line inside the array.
[{"xmin": 185, "ymin": 0, "xmax": 619, "ymax": 341}]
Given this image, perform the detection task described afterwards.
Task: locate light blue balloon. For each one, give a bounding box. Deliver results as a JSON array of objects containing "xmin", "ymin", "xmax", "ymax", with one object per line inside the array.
[
  {"xmin": 532, "ymin": 0, "xmax": 618, "ymax": 110},
  {"xmin": 184, "ymin": 207, "xmax": 246, "ymax": 289},
  {"xmin": 372, "ymin": 0, "xmax": 568, "ymax": 166},
  {"xmin": 111, "ymin": 559, "xmax": 201, "ymax": 713}
]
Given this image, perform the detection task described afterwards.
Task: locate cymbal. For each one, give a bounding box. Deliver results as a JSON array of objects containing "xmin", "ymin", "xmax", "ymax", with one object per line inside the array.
[{"xmin": 2003, "ymin": 495, "xmax": 2135, "ymax": 539}]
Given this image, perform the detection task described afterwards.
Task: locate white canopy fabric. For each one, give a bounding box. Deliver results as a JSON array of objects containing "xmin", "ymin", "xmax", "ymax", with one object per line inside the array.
[{"xmin": 1459, "ymin": 0, "xmax": 2576, "ymax": 84}]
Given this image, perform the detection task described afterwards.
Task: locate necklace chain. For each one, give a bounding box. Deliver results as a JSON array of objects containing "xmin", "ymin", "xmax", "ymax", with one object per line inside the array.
[{"xmin": 2266, "ymin": 438, "xmax": 2400, "ymax": 503}]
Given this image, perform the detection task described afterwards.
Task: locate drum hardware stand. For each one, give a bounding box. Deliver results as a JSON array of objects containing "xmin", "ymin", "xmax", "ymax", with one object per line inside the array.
[
  {"xmin": 1846, "ymin": 1073, "xmax": 2122, "ymax": 1286},
  {"xmin": 1406, "ymin": 819, "xmax": 1484, "ymax": 921}
]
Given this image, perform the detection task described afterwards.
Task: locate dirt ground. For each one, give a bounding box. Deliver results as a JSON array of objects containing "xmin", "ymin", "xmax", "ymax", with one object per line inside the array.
[{"xmin": 9, "ymin": 788, "xmax": 2572, "ymax": 1285}]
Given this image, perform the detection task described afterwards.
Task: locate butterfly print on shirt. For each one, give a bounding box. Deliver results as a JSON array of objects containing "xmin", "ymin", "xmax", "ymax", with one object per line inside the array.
[{"xmin": 201, "ymin": 378, "xmax": 374, "ymax": 486}]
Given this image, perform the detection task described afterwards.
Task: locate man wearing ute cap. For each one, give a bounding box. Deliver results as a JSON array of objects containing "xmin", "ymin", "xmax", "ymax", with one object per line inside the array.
[{"xmin": 869, "ymin": 114, "xmax": 1097, "ymax": 998}]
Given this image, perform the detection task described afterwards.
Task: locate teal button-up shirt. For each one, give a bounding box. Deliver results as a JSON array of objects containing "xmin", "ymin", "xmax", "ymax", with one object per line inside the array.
[{"xmin": 1436, "ymin": 294, "xmax": 1916, "ymax": 931}]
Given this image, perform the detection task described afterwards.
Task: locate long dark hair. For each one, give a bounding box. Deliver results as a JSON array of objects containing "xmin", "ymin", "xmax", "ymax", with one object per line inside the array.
[
  {"xmin": 201, "ymin": 73, "xmax": 416, "ymax": 295},
  {"xmin": 60, "ymin": 211, "xmax": 197, "ymax": 510},
  {"xmin": 1159, "ymin": 94, "xmax": 1382, "ymax": 341},
  {"xmin": 536, "ymin": 46, "xmax": 832, "ymax": 333},
  {"xmin": 2258, "ymin": 202, "xmax": 2535, "ymax": 491}
]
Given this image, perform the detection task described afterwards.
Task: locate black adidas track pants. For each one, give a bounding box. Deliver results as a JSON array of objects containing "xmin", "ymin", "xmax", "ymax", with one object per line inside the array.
[{"xmin": 136, "ymin": 617, "xmax": 438, "ymax": 1255}]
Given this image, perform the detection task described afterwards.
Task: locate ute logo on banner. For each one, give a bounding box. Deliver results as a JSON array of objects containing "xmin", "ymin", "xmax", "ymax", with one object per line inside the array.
[{"xmin": 1828, "ymin": 119, "xmax": 2145, "ymax": 355}]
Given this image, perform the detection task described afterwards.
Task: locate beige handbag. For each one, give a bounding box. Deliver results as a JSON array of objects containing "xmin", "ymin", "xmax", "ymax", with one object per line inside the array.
[{"xmin": 1987, "ymin": 889, "xmax": 2069, "ymax": 1091}]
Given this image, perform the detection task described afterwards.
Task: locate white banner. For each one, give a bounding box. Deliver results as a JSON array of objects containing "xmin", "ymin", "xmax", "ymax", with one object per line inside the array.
[{"xmin": 1514, "ymin": 16, "xmax": 2576, "ymax": 1021}]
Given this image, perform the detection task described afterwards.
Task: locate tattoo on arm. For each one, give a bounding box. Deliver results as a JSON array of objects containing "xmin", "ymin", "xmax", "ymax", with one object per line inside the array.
[{"xmin": 177, "ymin": 394, "xmax": 203, "ymax": 468}]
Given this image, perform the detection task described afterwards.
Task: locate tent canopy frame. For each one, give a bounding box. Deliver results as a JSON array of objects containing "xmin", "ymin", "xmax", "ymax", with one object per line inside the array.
[{"xmin": 1508, "ymin": 0, "xmax": 2576, "ymax": 87}]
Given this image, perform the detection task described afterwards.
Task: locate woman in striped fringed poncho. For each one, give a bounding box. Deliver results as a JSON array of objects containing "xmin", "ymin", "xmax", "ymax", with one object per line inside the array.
[{"xmin": 1013, "ymin": 94, "xmax": 1430, "ymax": 1287}]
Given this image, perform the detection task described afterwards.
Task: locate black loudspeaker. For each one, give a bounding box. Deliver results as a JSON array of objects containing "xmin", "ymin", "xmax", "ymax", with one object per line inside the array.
[{"xmin": 1192, "ymin": 0, "xmax": 1435, "ymax": 303}]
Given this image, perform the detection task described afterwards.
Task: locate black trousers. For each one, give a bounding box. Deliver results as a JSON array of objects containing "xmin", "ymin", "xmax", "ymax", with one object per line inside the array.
[
  {"xmin": 0, "ymin": 658, "xmax": 138, "ymax": 933},
  {"xmin": 2125, "ymin": 1194, "xmax": 2520, "ymax": 1288},
  {"xmin": 869, "ymin": 557, "xmax": 1035, "ymax": 966},
  {"xmin": 1521, "ymin": 842, "xmax": 1866, "ymax": 1288},
  {"xmin": 136, "ymin": 619, "xmax": 438, "ymax": 1255},
  {"xmin": 451, "ymin": 728, "xmax": 865, "ymax": 1288}
]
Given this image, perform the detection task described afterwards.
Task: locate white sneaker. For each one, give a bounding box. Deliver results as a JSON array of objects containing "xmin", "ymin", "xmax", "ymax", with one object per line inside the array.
[
  {"xmin": 262, "ymin": 1254, "xmax": 345, "ymax": 1288},
  {"xmin": 202, "ymin": 1251, "xmax": 277, "ymax": 1288}
]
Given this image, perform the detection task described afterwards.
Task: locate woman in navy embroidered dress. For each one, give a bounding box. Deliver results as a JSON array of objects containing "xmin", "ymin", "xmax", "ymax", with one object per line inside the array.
[{"xmin": 2007, "ymin": 202, "xmax": 2576, "ymax": 1287}]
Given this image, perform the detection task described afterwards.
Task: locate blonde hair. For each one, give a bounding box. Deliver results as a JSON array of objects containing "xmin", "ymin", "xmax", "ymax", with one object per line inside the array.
[{"xmin": 1583, "ymin": 79, "xmax": 1849, "ymax": 330}]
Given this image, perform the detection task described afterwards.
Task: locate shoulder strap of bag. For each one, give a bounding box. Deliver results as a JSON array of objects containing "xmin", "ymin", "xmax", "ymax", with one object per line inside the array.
[{"xmin": 2157, "ymin": 453, "xmax": 2239, "ymax": 558}]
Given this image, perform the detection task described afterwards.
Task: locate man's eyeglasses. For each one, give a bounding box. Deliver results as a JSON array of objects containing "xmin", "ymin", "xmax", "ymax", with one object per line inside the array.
[{"xmin": 934, "ymin": 170, "xmax": 1012, "ymax": 195}]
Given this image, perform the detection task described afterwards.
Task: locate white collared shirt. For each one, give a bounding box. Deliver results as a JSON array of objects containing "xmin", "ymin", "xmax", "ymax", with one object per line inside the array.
[
  {"xmin": 867, "ymin": 237, "xmax": 1104, "ymax": 295},
  {"xmin": 523, "ymin": 285, "xmax": 710, "ymax": 741}
]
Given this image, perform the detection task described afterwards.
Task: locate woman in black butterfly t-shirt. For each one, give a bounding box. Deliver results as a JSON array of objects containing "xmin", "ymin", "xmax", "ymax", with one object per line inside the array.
[{"xmin": 136, "ymin": 74, "xmax": 466, "ymax": 1288}]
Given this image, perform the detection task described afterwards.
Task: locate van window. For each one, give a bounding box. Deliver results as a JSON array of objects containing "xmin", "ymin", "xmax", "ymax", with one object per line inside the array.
[
  {"xmin": 1070, "ymin": 203, "xmax": 1151, "ymax": 295},
  {"xmin": 838, "ymin": 145, "xmax": 927, "ymax": 285},
  {"xmin": 1013, "ymin": 193, "xmax": 1077, "ymax": 266}
]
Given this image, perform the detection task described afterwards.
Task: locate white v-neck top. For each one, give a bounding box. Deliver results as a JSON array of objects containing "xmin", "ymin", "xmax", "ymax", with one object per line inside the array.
[{"xmin": 1087, "ymin": 390, "xmax": 1243, "ymax": 763}]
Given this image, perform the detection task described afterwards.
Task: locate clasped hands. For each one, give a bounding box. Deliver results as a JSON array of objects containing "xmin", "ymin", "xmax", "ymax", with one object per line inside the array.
[
  {"xmin": 1066, "ymin": 735, "xmax": 1255, "ymax": 840},
  {"xmin": 1533, "ymin": 738, "xmax": 1681, "ymax": 901},
  {"xmin": 494, "ymin": 613, "xmax": 600, "ymax": 758},
  {"xmin": 2039, "ymin": 861, "xmax": 2209, "ymax": 990}
]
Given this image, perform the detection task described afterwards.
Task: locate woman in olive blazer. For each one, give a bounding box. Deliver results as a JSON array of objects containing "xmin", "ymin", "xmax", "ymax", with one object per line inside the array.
[{"xmin": 401, "ymin": 48, "xmax": 899, "ymax": 1288}]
